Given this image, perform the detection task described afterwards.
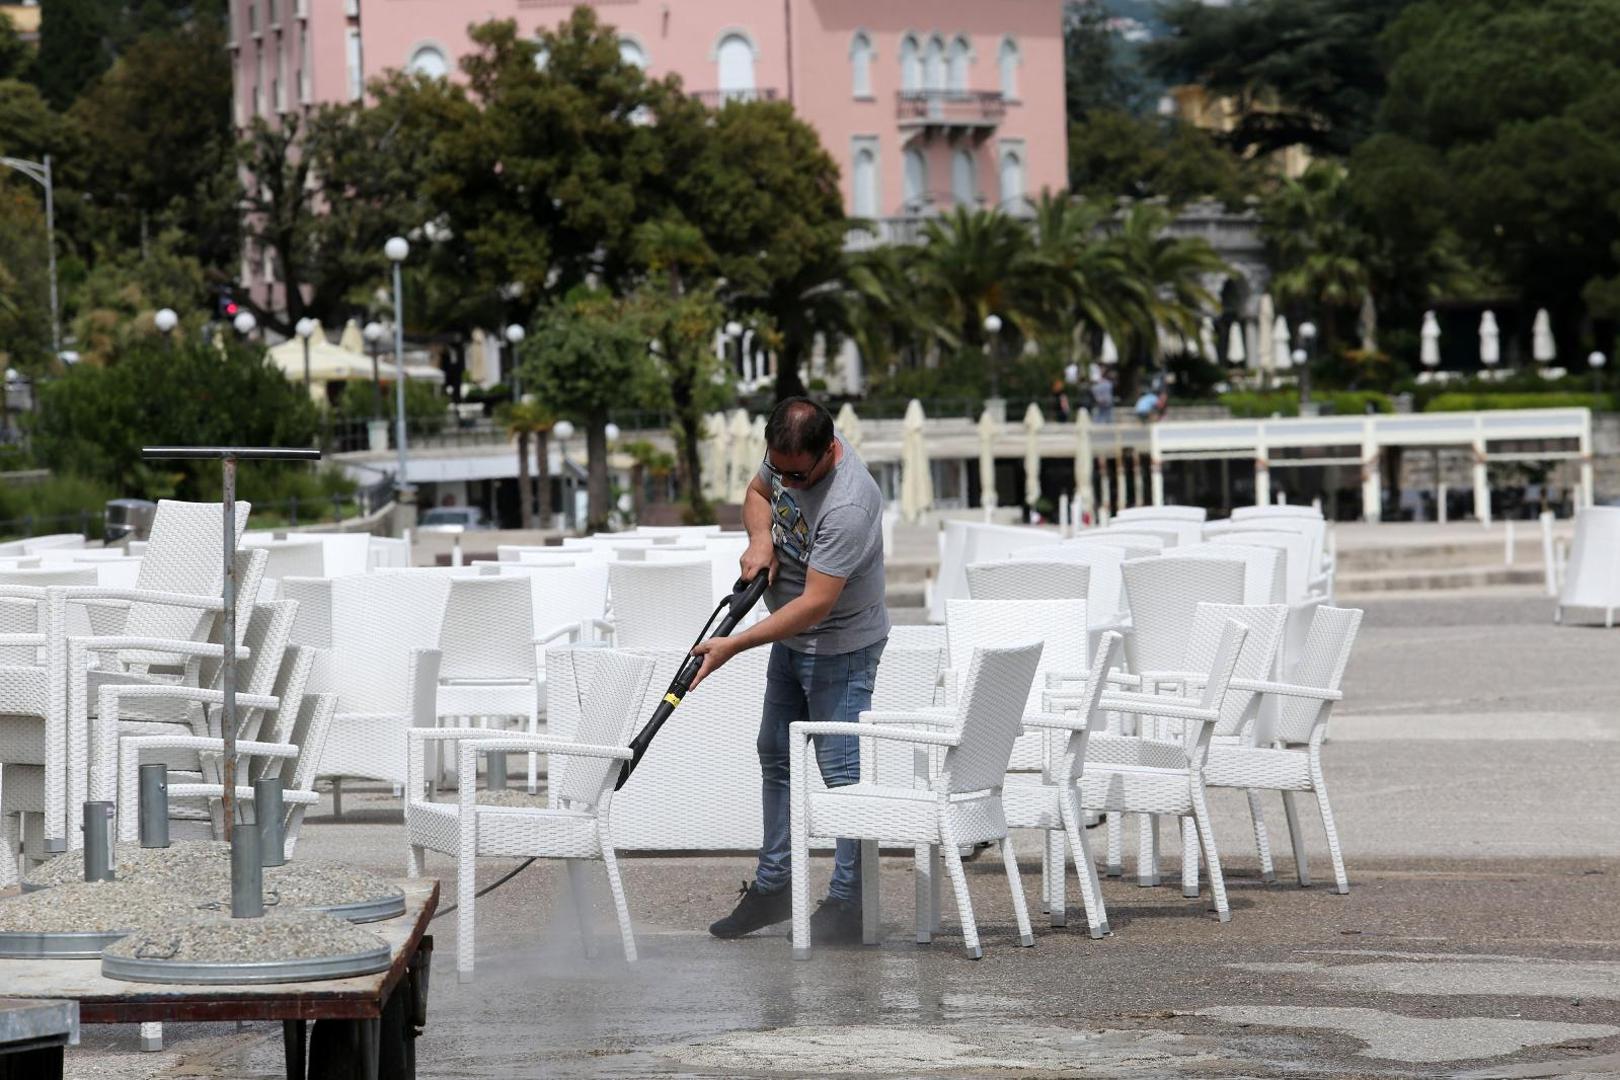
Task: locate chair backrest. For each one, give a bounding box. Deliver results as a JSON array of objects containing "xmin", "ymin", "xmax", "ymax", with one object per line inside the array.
[
  {"xmin": 368, "ymin": 536, "xmax": 410, "ymax": 570},
  {"xmin": 1206, "ymin": 530, "xmax": 1312, "ymax": 602},
  {"xmin": 554, "ymin": 649, "xmax": 657, "ymax": 806},
  {"xmin": 1115, "ymin": 506, "xmax": 1207, "ymax": 523},
  {"xmin": 519, "ymin": 548, "xmax": 605, "ymax": 566},
  {"xmin": 1192, "ymin": 620, "xmax": 1250, "ymax": 743},
  {"xmin": 967, "ymin": 560, "xmax": 1090, "ymax": 602},
  {"xmin": 1267, "ymin": 605, "xmax": 1362, "ymax": 745},
  {"xmin": 930, "ymin": 520, "xmax": 1058, "ymax": 622},
  {"xmin": 1186, "ymin": 602, "xmax": 1286, "ymax": 736},
  {"xmin": 0, "ymin": 556, "xmax": 41, "ymax": 569},
  {"xmin": 438, "ymin": 576, "xmax": 536, "ymax": 681},
  {"xmin": 271, "ymin": 532, "xmax": 371, "ymax": 577},
  {"xmin": 282, "ymin": 687, "xmax": 338, "ymax": 793},
  {"xmin": 1166, "ymin": 542, "xmax": 1284, "ymax": 605},
  {"xmin": 1561, "ymin": 507, "xmax": 1620, "ymax": 610},
  {"xmin": 1231, "ymin": 505, "xmax": 1323, "ymax": 522},
  {"xmin": 632, "ymin": 524, "xmax": 724, "ymax": 540},
  {"xmin": 942, "ymin": 642, "xmax": 1043, "ymax": 794},
  {"xmin": 1121, "ymin": 556, "xmax": 1246, "ymax": 672},
  {"xmin": 1066, "ymin": 531, "xmax": 1167, "ymax": 557},
  {"xmin": 232, "ymin": 600, "xmax": 299, "ymax": 699},
  {"xmin": 563, "ymin": 536, "xmax": 657, "ymax": 552},
  {"xmin": 608, "ymin": 561, "xmax": 718, "ymax": 649},
  {"xmin": 886, "ymin": 623, "xmax": 946, "ymax": 651},
  {"xmin": 125, "ymin": 499, "xmax": 249, "ymax": 648},
  {"xmin": 870, "ymin": 645, "xmax": 946, "ymax": 711},
  {"xmin": 19, "ymin": 533, "xmax": 85, "ymax": 554},
  {"xmin": 494, "ymin": 562, "xmax": 610, "ymax": 639},
  {"xmin": 258, "ymin": 643, "xmax": 317, "ymax": 749},
  {"xmin": 256, "ymin": 541, "xmax": 327, "ymax": 600},
  {"xmin": 1051, "ymin": 630, "xmax": 1123, "ymax": 770},
  {"xmin": 1209, "ymin": 517, "xmax": 1326, "ymax": 576},
  {"xmin": 946, "ymin": 597, "xmax": 1086, "ymax": 771},
  {"xmin": 1104, "ymin": 519, "xmax": 1202, "ymax": 545},
  {"xmin": 1013, "ymin": 542, "xmax": 1131, "ymax": 618},
  {"xmin": 644, "ymin": 547, "xmax": 736, "ymax": 606},
  {"xmin": 326, "ymin": 574, "xmax": 451, "ymax": 711}
]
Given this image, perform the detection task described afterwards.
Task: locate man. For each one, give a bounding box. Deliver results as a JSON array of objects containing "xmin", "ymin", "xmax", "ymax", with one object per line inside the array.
[{"xmin": 690, "ymin": 397, "xmax": 888, "ymax": 944}]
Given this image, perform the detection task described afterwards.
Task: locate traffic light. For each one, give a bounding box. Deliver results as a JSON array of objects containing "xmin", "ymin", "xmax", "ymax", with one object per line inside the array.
[{"xmin": 215, "ymin": 285, "xmax": 239, "ymax": 318}]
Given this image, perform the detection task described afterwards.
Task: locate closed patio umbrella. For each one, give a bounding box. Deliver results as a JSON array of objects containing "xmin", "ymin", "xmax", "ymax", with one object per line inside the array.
[
  {"xmin": 1022, "ymin": 402, "xmax": 1044, "ymax": 510},
  {"xmin": 1099, "ymin": 332, "xmax": 1120, "ymax": 366},
  {"xmin": 1074, "ymin": 408, "xmax": 1094, "ymax": 524},
  {"xmin": 1421, "ymin": 311, "xmax": 1441, "ymax": 367},
  {"xmin": 700, "ymin": 412, "xmax": 728, "ymax": 501},
  {"xmin": 726, "ymin": 408, "xmax": 754, "ymax": 503},
  {"xmin": 977, "ymin": 406, "xmax": 1001, "ymax": 510},
  {"xmin": 338, "ymin": 318, "xmax": 365, "ymax": 355},
  {"xmin": 1226, "ymin": 321, "xmax": 1246, "ymax": 366},
  {"xmin": 899, "ymin": 399, "xmax": 933, "ymax": 524},
  {"xmin": 835, "ymin": 402, "xmax": 863, "ymax": 453},
  {"xmin": 1480, "ymin": 311, "xmax": 1500, "ymax": 367},
  {"xmin": 1257, "ymin": 294, "xmax": 1275, "ymax": 373},
  {"xmin": 1273, "ymin": 315, "xmax": 1292, "ymax": 370},
  {"xmin": 1533, "ymin": 309, "xmax": 1556, "ymax": 364},
  {"xmin": 1200, "ymin": 317, "xmax": 1219, "ymax": 363}
]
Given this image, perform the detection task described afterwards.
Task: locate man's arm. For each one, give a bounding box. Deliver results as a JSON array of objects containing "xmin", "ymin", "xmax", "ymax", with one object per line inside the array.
[
  {"xmin": 740, "ymin": 474, "xmax": 777, "ymax": 584},
  {"xmin": 689, "ymin": 568, "xmax": 845, "ymax": 689}
]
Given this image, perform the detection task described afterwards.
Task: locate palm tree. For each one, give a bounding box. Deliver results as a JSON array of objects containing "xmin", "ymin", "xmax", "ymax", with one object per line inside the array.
[
  {"xmin": 1022, "ymin": 193, "xmax": 1133, "ymax": 359},
  {"xmin": 1107, "ymin": 202, "xmax": 1226, "ymax": 395},
  {"xmin": 619, "ymin": 439, "xmax": 675, "ymax": 522},
  {"xmin": 1261, "ymin": 163, "xmax": 1372, "ymax": 350},
  {"xmin": 913, "ymin": 207, "xmax": 1043, "ymax": 354},
  {"xmin": 499, "ymin": 399, "xmax": 552, "ymax": 531}
]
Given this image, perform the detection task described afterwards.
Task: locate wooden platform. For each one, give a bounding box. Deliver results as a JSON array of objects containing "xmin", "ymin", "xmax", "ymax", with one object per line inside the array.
[{"xmin": 0, "ymin": 878, "xmax": 439, "ymax": 1079}]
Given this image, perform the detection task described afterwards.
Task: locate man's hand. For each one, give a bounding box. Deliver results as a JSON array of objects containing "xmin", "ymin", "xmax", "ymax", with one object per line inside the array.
[
  {"xmin": 689, "ymin": 635, "xmax": 742, "ymax": 691},
  {"xmin": 740, "ymin": 540, "xmax": 778, "ymax": 586}
]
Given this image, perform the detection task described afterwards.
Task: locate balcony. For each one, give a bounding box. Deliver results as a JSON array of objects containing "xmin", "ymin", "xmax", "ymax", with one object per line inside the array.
[
  {"xmin": 896, "ymin": 90, "xmax": 1005, "ymax": 141},
  {"xmin": 844, "ymin": 216, "xmax": 930, "ymax": 251},
  {"xmin": 690, "ymin": 88, "xmax": 780, "ymax": 108}
]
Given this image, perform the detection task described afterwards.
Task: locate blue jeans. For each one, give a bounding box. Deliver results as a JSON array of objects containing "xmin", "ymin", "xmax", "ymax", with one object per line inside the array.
[{"xmin": 754, "ymin": 638, "xmax": 886, "ymax": 902}]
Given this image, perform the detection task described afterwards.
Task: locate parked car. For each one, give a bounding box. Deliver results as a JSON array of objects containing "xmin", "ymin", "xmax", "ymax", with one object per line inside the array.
[
  {"xmin": 417, "ymin": 506, "xmax": 492, "ymax": 533},
  {"xmin": 104, "ymin": 498, "xmax": 157, "ymax": 545}
]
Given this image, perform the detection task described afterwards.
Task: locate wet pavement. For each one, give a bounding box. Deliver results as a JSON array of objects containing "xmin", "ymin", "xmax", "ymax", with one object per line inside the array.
[{"xmin": 67, "ymin": 593, "xmax": 1620, "ymax": 1078}]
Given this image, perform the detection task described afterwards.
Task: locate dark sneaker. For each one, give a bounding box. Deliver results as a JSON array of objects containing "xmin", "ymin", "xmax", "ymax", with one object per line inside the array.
[
  {"xmin": 709, "ymin": 881, "xmax": 791, "ymax": 939},
  {"xmin": 809, "ymin": 897, "xmax": 863, "ymax": 945}
]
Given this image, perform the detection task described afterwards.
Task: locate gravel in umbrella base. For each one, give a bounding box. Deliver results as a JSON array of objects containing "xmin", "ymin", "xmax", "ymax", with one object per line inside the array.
[
  {"xmin": 102, "ymin": 909, "xmax": 392, "ymax": 985},
  {"xmin": 23, "ymin": 840, "xmax": 231, "ymax": 890},
  {"xmin": 0, "ymin": 880, "xmax": 210, "ymax": 935}
]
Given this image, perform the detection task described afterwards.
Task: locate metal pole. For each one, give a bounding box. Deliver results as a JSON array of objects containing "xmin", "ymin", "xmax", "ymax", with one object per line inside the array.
[
  {"xmin": 138, "ymin": 763, "xmax": 170, "ymax": 849},
  {"xmin": 222, "ymin": 455, "xmax": 239, "ymax": 843},
  {"xmin": 255, "ymin": 776, "xmax": 285, "ymax": 867},
  {"xmin": 302, "ymin": 334, "xmax": 311, "ymax": 390},
  {"xmin": 84, "ymin": 801, "xmax": 115, "ymax": 882},
  {"xmin": 393, "ymin": 261, "xmax": 409, "ymax": 499},
  {"xmin": 487, "ymin": 751, "xmax": 507, "ymax": 792},
  {"xmin": 44, "ymin": 155, "xmax": 59, "ymax": 359},
  {"xmin": 231, "ymin": 825, "xmax": 264, "ymax": 918}
]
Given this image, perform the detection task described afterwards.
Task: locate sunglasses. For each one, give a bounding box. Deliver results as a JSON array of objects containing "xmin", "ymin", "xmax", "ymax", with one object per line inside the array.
[{"xmin": 762, "ymin": 444, "xmax": 831, "ymax": 484}]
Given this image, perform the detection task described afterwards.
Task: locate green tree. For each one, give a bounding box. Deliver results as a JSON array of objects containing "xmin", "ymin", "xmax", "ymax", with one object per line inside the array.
[
  {"xmin": 1068, "ymin": 108, "xmax": 1256, "ymax": 207},
  {"xmin": 1064, "ymin": 0, "xmax": 1148, "ymax": 118},
  {"xmin": 35, "ymin": 0, "xmax": 115, "ymax": 110},
  {"xmin": 522, "ymin": 291, "xmax": 652, "ymax": 531},
  {"xmin": 1107, "ymin": 201, "xmax": 1225, "ymax": 395},
  {"xmin": 0, "ymin": 183, "xmax": 52, "ymax": 372},
  {"xmin": 497, "ymin": 400, "xmax": 553, "ymax": 531},
  {"xmin": 67, "ymin": 228, "xmax": 209, "ymax": 365},
  {"xmin": 1261, "ymin": 164, "xmax": 1372, "ymax": 352},
  {"xmin": 0, "ymin": 13, "xmax": 34, "ymax": 82},
  {"xmin": 1146, "ymin": 0, "xmax": 1414, "ymax": 156}
]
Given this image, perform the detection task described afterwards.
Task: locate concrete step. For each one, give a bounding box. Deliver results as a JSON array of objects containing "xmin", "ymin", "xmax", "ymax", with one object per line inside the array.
[
  {"xmin": 1336, "ymin": 539, "xmax": 1546, "ymax": 573},
  {"xmin": 886, "ymin": 582, "xmax": 927, "ymax": 609},
  {"xmin": 884, "ymin": 558, "xmax": 936, "ymax": 584},
  {"xmin": 1336, "ymin": 565, "xmax": 1547, "ymax": 594}
]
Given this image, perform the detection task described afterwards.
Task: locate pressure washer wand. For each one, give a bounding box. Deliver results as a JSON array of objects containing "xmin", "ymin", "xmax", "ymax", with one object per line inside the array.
[{"xmin": 615, "ymin": 571, "xmax": 770, "ymax": 790}]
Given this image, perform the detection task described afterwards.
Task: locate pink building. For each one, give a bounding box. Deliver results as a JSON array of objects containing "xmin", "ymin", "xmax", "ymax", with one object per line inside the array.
[{"xmin": 229, "ymin": 0, "xmax": 1066, "ymax": 236}]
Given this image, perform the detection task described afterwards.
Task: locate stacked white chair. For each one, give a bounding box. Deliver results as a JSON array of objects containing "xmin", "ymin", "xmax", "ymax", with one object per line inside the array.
[
  {"xmin": 1164, "ymin": 542, "xmax": 1285, "ymax": 606},
  {"xmin": 404, "ymin": 649, "xmax": 656, "ymax": 979},
  {"xmin": 1557, "ymin": 507, "xmax": 1620, "ymax": 626},
  {"xmin": 606, "ymin": 561, "xmax": 720, "ymax": 650},
  {"xmin": 793, "ymin": 641, "xmax": 1044, "ymax": 959},
  {"xmin": 1203, "ymin": 605, "xmax": 1363, "ymax": 892},
  {"xmin": 965, "ymin": 560, "xmax": 1090, "ymax": 603},
  {"xmin": 1063, "ymin": 532, "xmax": 1167, "ymax": 558},
  {"xmin": 1114, "ymin": 506, "xmax": 1207, "ymax": 524},
  {"xmin": 928, "ymin": 521, "xmax": 1058, "ymax": 623}
]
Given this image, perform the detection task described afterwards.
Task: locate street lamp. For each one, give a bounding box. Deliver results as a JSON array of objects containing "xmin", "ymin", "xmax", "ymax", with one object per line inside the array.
[
  {"xmin": 0, "ymin": 155, "xmax": 60, "ymax": 359},
  {"xmin": 1589, "ymin": 350, "xmax": 1607, "ymax": 395},
  {"xmin": 1297, "ymin": 320, "xmax": 1317, "ymax": 407},
  {"xmin": 504, "ymin": 323, "xmax": 526, "ymax": 400},
  {"xmin": 295, "ymin": 317, "xmax": 316, "ymax": 390},
  {"xmin": 982, "ymin": 313, "xmax": 1004, "ymax": 404},
  {"xmin": 604, "ymin": 422, "xmax": 620, "ymax": 444},
  {"xmin": 553, "ymin": 419, "xmax": 576, "ymax": 531},
  {"xmin": 154, "ymin": 308, "xmax": 178, "ymax": 354},
  {"xmin": 232, "ymin": 311, "xmax": 257, "ymax": 337},
  {"xmin": 385, "ymin": 237, "xmax": 411, "ymax": 503},
  {"xmin": 363, "ymin": 320, "xmax": 385, "ymax": 417}
]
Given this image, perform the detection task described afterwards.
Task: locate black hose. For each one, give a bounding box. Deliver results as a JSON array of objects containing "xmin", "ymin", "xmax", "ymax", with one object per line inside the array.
[{"xmin": 429, "ymin": 857, "xmax": 537, "ymax": 921}]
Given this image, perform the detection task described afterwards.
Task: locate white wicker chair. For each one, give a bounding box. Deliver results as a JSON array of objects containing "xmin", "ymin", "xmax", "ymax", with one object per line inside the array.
[
  {"xmin": 253, "ymin": 540, "xmax": 327, "ymax": 601},
  {"xmin": 1114, "ymin": 506, "xmax": 1207, "ymax": 524},
  {"xmin": 1014, "ymin": 543, "xmax": 1138, "ymax": 622},
  {"xmin": 1203, "ymin": 605, "xmax": 1362, "ymax": 893},
  {"xmin": 605, "ymin": 561, "xmax": 718, "ymax": 650},
  {"xmin": 1062, "ymin": 532, "xmax": 1166, "ymax": 559},
  {"xmin": 1071, "ymin": 620, "xmax": 1250, "ymax": 921},
  {"xmin": 435, "ymin": 577, "xmax": 539, "ymax": 789},
  {"xmin": 1557, "ymin": 508, "xmax": 1620, "ymax": 626},
  {"xmin": 928, "ymin": 521, "xmax": 1058, "ymax": 623},
  {"xmin": 1164, "ymin": 543, "xmax": 1285, "ymax": 606},
  {"xmin": 282, "ymin": 574, "xmax": 446, "ymax": 803},
  {"xmin": 252, "ymin": 531, "xmax": 370, "ymax": 578},
  {"xmin": 1213, "ymin": 514, "xmax": 1332, "ymax": 588},
  {"xmin": 1087, "ymin": 524, "xmax": 1189, "ymax": 548},
  {"xmin": 793, "ymin": 641, "xmax": 1044, "ymax": 959},
  {"xmin": 417, "ymin": 650, "xmax": 656, "ymax": 980},
  {"xmin": 631, "ymin": 524, "xmax": 724, "ymax": 540},
  {"xmin": 965, "ymin": 560, "xmax": 1090, "ymax": 602}
]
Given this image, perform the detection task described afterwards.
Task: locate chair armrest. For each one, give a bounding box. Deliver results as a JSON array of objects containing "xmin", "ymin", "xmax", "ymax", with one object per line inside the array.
[
  {"xmin": 121, "ymin": 735, "xmax": 298, "ymax": 758},
  {"xmin": 1135, "ymin": 669, "xmax": 1208, "ymax": 685},
  {"xmin": 1043, "ymin": 670, "xmax": 1090, "ymax": 690},
  {"xmin": 1229, "ymin": 678, "xmax": 1342, "ymax": 702},
  {"xmin": 72, "ymin": 636, "xmax": 247, "ymax": 660},
  {"xmin": 408, "ymin": 649, "xmax": 441, "ymax": 729},
  {"xmin": 408, "ymin": 727, "xmax": 499, "ymax": 744},
  {"xmin": 1023, "ymin": 710, "xmax": 1090, "ymax": 733},
  {"xmin": 99, "ymin": 684, "xmax": 278, "ymax": 711},
  {"xmin": 463, "ymin": 735, "xmax": 631, "ymax": 760},
  {"xmin": 859, "ymin": 709, "xmax": 955, "ymax": 728},
  {"xmin": 793, "ymin": 720, "xmax": 959, "ymax": 746},
  {"xmin": 588, "ymin": 618, "xmax": 615, "ymax": 639},
  {"xmin": 0, "ymin": 634, "xmax": 45, "ymax": 648},
  {"xmin": 534, "ymin": 622, "xmax": 582, "ymax": 646},
  {"xmin": 54, "ymin": 586, "xmax": 226, "ymax": 612},
  {"xmin": 1097, "ymin": 690, "xmax": 1218, "ymax": 724}
]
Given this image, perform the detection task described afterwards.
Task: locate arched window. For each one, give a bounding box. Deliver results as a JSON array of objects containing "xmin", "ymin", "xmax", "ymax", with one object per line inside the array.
[
  {"xmin": 852, "ymin": 146, "xmax": 878, "ymax": 218},
  {"xmin": 924, "ymin": 35, "xmax": 946, "ymax": 93},
  {"xmin": 407, "ymin": 45, "xmax": 449, "ymax": 80},
  {"xmin": 903, "ymin": 148, "xmax": 929, "ymax": 211},
  {"xmin": 850, "ymin": 32, "xmax": 873, "ymax": 98},
  {"xmin": 717, "ymin": 33, "xmax": 755, "ymax": 100},
  {"xmin": 999, "ymin": 148, "xmax": 1025, "ymax": 207},
  {"xmin": 951, "ymin": 149, "xmax": 976, "ymax": 206},
  {"xmin": 998, "ymin": 37, "xmax": 1020, "ymax": 100},
  {"xmin": 618, "ymin": 38, "xmax": 647, "ymax": 69},
  {"xmin": 947, "ymin": 37, "xmax": 970, "ymax": 93},
  {"xmin": 899, "ymin": 35, "xmax": 921, "ymax": 93}
]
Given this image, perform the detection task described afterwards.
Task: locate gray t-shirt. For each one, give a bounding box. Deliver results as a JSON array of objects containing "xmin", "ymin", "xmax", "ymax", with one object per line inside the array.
[{"xmin": 759, "ymin": 436, "xmax": 889, "ymax": 655}]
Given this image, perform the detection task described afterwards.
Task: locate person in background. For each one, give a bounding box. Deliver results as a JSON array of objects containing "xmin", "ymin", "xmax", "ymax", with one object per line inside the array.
[{"xmin": 1093, "ymin": 369, "xmax": 1115, "ymax": 424}]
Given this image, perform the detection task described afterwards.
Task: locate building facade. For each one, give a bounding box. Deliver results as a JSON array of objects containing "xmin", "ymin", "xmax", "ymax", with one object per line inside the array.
[{"xmin": 227, "ymin": 0, "xmax": 1066, "ymax": 231}]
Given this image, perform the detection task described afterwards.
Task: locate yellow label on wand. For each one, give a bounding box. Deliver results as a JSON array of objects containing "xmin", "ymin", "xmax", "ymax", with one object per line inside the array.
[{"xmin": 664, "ymin": 692, "xmax": 682, "ymax": 707}]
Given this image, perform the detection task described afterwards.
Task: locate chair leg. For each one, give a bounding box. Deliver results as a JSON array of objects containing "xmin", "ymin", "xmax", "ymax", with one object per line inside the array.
[
  {"xmin": 914, "ymin": 845, "xmax": 941, "ymax": 943},
  {"xmin": 938, "ymin": 816, "xmax": 981, "ymax": 959},
  {"xmin": 789, "ymin": 753, "xmax": 811, "ymax": 961},
  {"xmin": 1280, "ymin": 790, "xmax": 1311, "ymax": 887},
  {"xmin": 526, "ymin": 701, "xmax": 540, "ymax": 794},
  {"xmin": 860, "ymin": 839, "xmax": 880, "ymax": 945},
  {"xmin": 1045, "ymin": 828, "xmax": 1067, "ymax": 927},
  {"xmin": 0, "ymin": 814, "xmax": 18, "ymax": 890},
  {"xmin": 566, "ymin": 859, "xmax": 598, "ymax": 959},
  {"xmin": 1061, "ymin": 790, "xmax": 1109, "ymax": 938},
  {"xmin": 1189, "ymin": 789, "xmax": 1230, "ymax": 923},
  {"xmin": 332, "ymin": 777, "xmax": 343, "ymax": 819},
  {"xmin": 407, "ymin": 844, "xmax": 426, "ymax": 879},
  {"xmin": 1246, "ymin": 789, "xmax": 1277, "ymax": 884},
  {"xmin": 999, "ymin": 834, "xmax": 1035, "ymax": 947},
  {"xmin": 1138, "ymin": 814, "xmax": 1161, "ymax": 887},
  {"xmin": 456, "ymin": 850, "xmax": 476, "ymax": 983},
  {"xmin": 1308, "ymin": 754, "xmax": 1349, "ymax": 895},
  {"xmin": 1105, "ymin": 810, "xmax": 1124, "ymax": 877},
  {"xmin": 1180, "ymin": 817, "xmax": 1201, "ymax": 899},
  {"xmin": 598, "ymin": 831, "xmax": 638, "ymax": 962}
]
